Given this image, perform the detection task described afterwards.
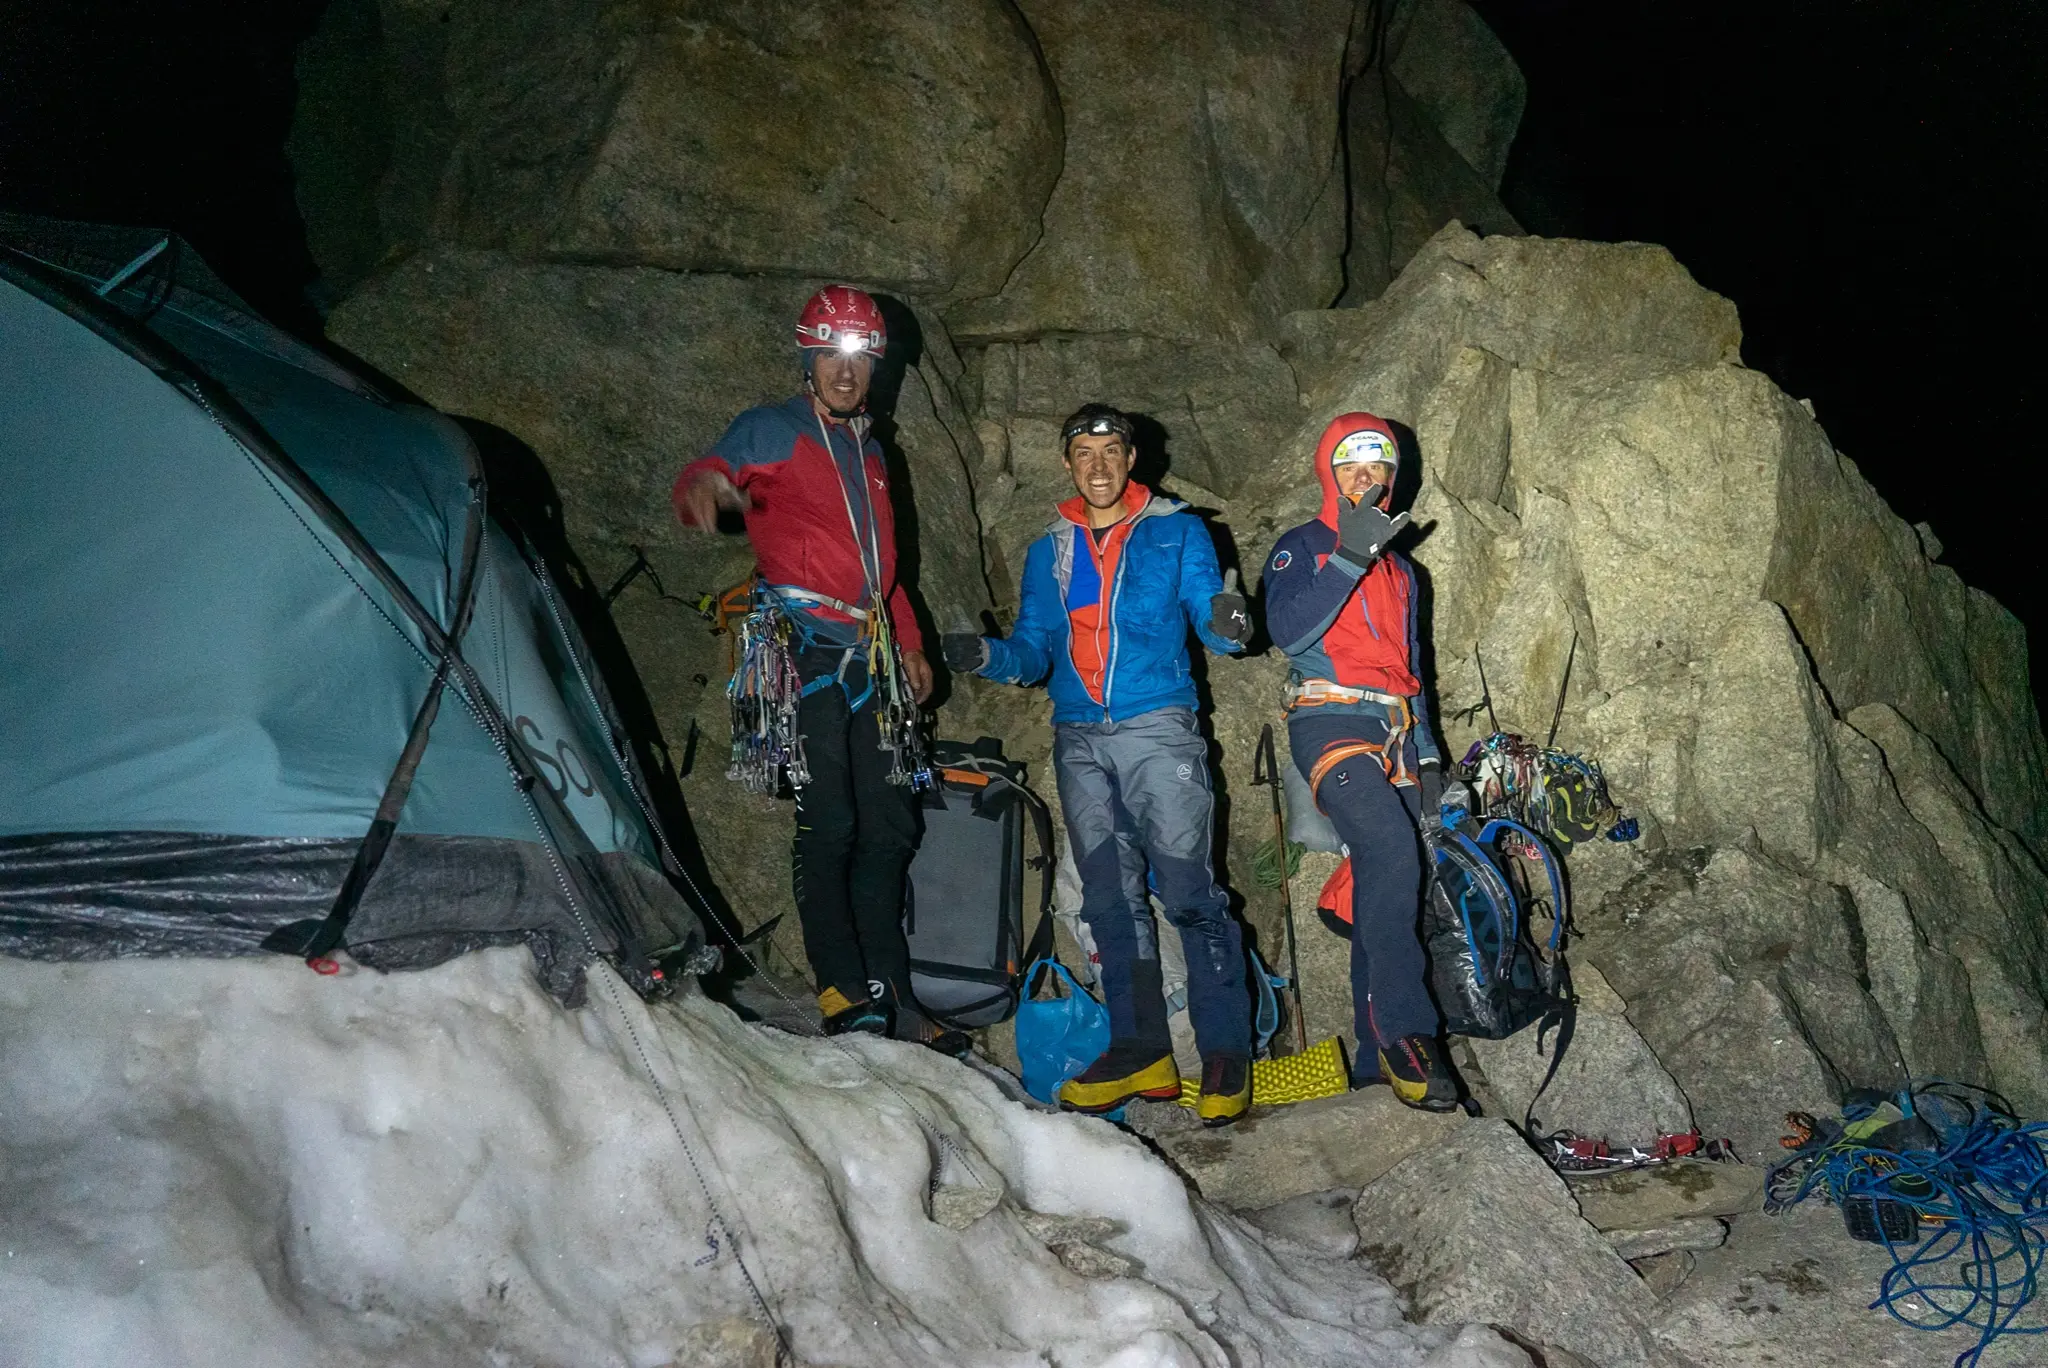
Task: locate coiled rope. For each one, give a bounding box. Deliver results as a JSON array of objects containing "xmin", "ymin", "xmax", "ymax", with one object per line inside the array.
[{"xmin": 1767, "ymin": 1082, "xmax": 2048, "ymax": 1367}]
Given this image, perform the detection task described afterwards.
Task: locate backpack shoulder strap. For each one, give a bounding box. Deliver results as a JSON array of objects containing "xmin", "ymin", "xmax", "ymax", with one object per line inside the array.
[{"xmin": 1017, "ymin": 778, "xmax": 1057, "ymax": 967}]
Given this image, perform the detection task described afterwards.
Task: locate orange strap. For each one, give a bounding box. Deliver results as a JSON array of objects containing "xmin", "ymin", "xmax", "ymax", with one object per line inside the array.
[{"xmin": 1306, "ymin": 696, "xmax": 1418, "ymax": 804}]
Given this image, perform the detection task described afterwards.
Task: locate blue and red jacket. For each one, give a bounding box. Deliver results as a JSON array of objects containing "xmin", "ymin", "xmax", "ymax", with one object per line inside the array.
[
  {"xmin": 979, "ymin": 482, "xmax": 1241, "ymax": 724},
  {"xmin": 673, "ymin": 395, "xmax": 921, "ymax": 652},
  {"xmin": 1263, "ymin": 418, "xmax": 1441, "ymax": 764}
]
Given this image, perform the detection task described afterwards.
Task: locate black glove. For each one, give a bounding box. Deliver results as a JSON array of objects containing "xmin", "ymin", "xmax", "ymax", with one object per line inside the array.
[
  {"xmin": 1208, "ymin": 568, "xmax": 1250, "ymax": 645},
  {"xmin": 1334, "ymin": 485, "xmax": 1411, "ymax": 568},
  {"xmin": 940, "ymin": 632, "xmax": 988, "ymax": 674},
  {"xmin": 1418, "ymin": 762, "xmax": 1445, "ymax": 831}
]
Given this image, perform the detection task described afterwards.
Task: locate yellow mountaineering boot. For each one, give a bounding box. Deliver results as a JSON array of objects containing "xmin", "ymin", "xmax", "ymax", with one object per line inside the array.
[
  {"xmin": 1059, "ymin": 1043, "xmax": 1182, "ymax": 1113},
  {"xmin": 1196, "ymin": 1054, "xmax": 1251, "ymax": 1127},
  {"xmin": 1377, "ymin": 1034, "xmax": 1460, "ymax": 1112}
]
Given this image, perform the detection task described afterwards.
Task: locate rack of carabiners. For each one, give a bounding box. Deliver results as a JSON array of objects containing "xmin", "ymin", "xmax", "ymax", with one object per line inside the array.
[
  {"xmin": 726, "ymin": 594, "xmax": 810, "ymax": 793},
  {"xmin": 723, "ymin": 584, "xmax": 933, "ymax": 795},
  {"xmin": 1456, "ymin": 731, "xmax": 1630, "ymax": 845},
  {"xmin": 865, "ymin": 595, "xmax": 933, "ymax": 791}
]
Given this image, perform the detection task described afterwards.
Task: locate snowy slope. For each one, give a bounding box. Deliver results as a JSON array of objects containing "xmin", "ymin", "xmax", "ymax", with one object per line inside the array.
[{"xmin": 0, "ymin": 949, "xmax": 1525, "ymax": 1367}]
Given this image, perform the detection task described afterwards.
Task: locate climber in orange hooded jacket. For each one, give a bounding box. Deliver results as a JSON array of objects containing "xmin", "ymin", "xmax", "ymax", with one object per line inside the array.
[{"xmin": 1263, "ymin": 412, "xmax": 1459, "ymax": 1111}]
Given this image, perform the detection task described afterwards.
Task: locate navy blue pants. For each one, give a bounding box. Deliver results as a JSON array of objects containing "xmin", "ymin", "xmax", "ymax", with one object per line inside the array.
[
  {"xmin": 1054, "ymin": 707, "xmax": 1250, "ymax": 1061},
  {"xmin": 1289, "ymin": 711, "xmax": 1440, "ymax": 1049}
]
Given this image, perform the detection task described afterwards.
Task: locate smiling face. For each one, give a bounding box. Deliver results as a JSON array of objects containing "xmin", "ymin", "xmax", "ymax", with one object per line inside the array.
[
  {"xmin": 1065, "ymin": 432, "xmax": 1136, "ymax": 521},
  {"xmin": 808, "ymin": 348, "xmax": 874, "ymax": 416}
]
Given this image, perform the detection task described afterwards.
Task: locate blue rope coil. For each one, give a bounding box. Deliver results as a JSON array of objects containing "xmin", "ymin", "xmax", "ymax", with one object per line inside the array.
[{"xmin": 1766, "ymin": 1082, "xmax": 2048, "ymax": 1367}]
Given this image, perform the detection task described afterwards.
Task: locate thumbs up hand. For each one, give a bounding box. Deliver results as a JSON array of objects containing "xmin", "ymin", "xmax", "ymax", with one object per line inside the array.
[{"xmin": 1208, "ymin": 567, "xmax": 1251, "ymax": 646}]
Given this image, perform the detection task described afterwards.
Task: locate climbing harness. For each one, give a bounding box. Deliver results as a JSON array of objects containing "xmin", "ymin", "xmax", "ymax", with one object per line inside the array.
[
  {"xmin": 721, "ymin": 408, "xmax": 931, "ymax": 795},
  {"xmin": 1767, "ymin": 1082, "xmax": 2048, "ymax": 1367},
  {"xmin": 1300, "ymin": 691, "xmax": 1419, "ymax": 793}
]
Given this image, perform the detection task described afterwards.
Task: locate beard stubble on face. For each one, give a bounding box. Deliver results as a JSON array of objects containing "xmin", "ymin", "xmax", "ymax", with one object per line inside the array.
[
  {"xmin": 809, "ymin": 351, "xmax": 873, "ymax": 417},
  {"xmin": 1065, "ymin": 436, "xmax": 1134, "ymax": 526}
]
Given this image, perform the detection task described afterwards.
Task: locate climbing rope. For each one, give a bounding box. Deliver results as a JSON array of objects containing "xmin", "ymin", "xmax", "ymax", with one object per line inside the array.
[{"xmin": 1767, "ymin": 1082, "xmax": 2048, "ymax": 1367}]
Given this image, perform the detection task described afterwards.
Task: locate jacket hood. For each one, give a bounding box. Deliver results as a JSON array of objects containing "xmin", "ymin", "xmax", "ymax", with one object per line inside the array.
[
  {"xmin": 1055, "ymin": 479, "xmax": 1173, "ymax": 531},
  {"xmin": 1314, "ymin": 412, "xmax": 1399, "ymax": 529}
]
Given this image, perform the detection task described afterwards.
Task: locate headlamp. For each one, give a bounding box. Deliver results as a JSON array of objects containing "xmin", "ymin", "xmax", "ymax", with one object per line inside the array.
[
  {"xmin": 1331, "ymin": 429, "xmax": 1397, "ymax": 467},
  {"xmin": 836, "ymin": 332, "xmax": 865, "ymax": 354},
  {"xmin": 1063, "ymin": 413, "xmax": 1130, "ymax": 443}
]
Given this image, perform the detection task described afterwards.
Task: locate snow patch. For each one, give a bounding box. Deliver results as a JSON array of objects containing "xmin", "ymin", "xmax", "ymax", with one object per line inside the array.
[{"xmin": 0, "ymin": 948, "xmax": 1525, "ymax": 1367}]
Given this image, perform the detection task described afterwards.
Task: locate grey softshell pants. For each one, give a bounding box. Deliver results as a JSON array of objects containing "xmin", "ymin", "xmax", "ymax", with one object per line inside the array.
[{"xmin": 1052, "ymin": 706, "xmax": 1250, "ymax": 1060}]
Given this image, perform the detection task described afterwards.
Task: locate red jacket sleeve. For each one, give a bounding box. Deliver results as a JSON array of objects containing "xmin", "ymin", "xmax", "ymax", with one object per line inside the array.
[{"xmin": 887, "ymin": 580, "xmax": 923, "ymax": 654}]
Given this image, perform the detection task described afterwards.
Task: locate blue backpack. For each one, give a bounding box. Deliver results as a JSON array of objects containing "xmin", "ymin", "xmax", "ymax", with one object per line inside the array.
[{"xmin": 1422, "ymin": 808, "xmax": 1572, "ymax": 1041}]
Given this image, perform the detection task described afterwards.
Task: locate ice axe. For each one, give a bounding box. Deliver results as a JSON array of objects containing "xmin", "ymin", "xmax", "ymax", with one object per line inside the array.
[{"xmin": 1253, "ymin": 722, "xmax": 1310, "ymax": 1055}]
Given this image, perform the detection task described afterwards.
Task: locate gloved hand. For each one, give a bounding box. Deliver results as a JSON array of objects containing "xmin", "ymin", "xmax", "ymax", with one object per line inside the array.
[
  {"xmin": 1334, "ymin": 485, "xmax": 1411, "ymax": 568},
  {"xmin": 940, "ymin": 632, "xmax": 988, "ymax": 674},
  {"xmin": 1208, "ymin": 568, "xmax": 1250, "ymax": 645},
  {"xmin": 1418, "ymin": 762, "xmax": 1445, "ymax": 831}
]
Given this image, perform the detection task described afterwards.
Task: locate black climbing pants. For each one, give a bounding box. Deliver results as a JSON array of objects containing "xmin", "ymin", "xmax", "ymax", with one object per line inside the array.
[
  {"xmin": 791, "ymin": 664, "xmax": 920, "ymax": 1015},
  {"xmin": 1289, "ymin": 710, "xmax": 1440, "ymax": 1049}
]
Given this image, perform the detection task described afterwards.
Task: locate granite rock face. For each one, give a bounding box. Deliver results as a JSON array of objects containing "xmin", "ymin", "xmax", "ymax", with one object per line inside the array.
[
  {"xmin": 294, "ymin": 0, "xmax": 2047, "ymax": 1155},
  {"xmin": 295, "ymin": 0, "xmax": 1061, "ymax": 299},
  {"xmin": 1153, "ymin": 1087, "xmax": 1465, "ymax": 1212},
  {"xmin": 1388, "ymin": 0, "xmax": 1527, "ymax": 189},
  {"xmin": 946, "ymin": 0, "xmax": 1357, "ymax": 343},
  {"xmin": 1352, "ymin": 1120, "xmax": 1664, "ymax": 1368},
  {"xmin": 1463, "ymin": 962, "xmax": 1692, "ymax": 1147}
]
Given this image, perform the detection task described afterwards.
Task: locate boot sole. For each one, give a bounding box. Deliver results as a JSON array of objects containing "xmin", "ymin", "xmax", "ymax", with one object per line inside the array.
[
  {"xmin": 1061, "ymin": 1083, "xmax": 1182, "ymax": 1115},
  {"xmin": 1198, "ymin": 1100, "xmax": 1250, "ymax": 1128}
]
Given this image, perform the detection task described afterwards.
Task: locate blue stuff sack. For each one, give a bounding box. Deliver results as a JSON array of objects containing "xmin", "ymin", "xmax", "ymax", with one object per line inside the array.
[{"xmin": 1015, "ymin": 957, "xmax": 1110, "ymax": 1104}]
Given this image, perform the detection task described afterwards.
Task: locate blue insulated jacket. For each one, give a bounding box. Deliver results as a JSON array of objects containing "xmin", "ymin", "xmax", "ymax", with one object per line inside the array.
[{"xmin": 981, "ymin": 491, "xmax": 1242, "ymax": 723}]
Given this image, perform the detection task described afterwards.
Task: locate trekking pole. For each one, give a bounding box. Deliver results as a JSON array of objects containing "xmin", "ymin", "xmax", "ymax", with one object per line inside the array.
[
  {"xmin": 1545, "ymin": 628, "xmax": 1579, "ymax": 749},
  {"xmin": 1475, "ymin": 644, "xmax": 1500, "ymax": 734},
  {"xmin": 1254, "ymin": 723, "xmax": 1311, "ymax": 1055}
]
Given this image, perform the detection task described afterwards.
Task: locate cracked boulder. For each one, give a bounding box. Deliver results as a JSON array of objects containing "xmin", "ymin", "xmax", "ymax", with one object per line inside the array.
[
  {"xmin": 1463, "ymin": 961, "xmax": 1692, "ymax": 1147},
  {"xmin": 1353, "ymin": 1120, "xmax": 1664, "ymax": 1368}
]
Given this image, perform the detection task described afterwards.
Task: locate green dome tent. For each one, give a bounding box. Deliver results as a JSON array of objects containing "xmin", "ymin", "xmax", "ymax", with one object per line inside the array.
[{"xmin": 0, "ymin": 217, "xmax": 699, "ymax": 998}]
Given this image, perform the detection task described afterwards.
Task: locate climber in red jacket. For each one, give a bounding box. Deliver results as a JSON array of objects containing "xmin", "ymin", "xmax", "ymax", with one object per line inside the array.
[
  {"xmin": 1263, "ymin": 412, "xmax": 1459, "ymax": 1110},
  {"xmin": 673, "ymin": 286, "xmax": 940, "ymax": 1044}
]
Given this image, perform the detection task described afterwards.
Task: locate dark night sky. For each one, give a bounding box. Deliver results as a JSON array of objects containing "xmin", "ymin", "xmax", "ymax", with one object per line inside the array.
[
  {"xmin": 1473, "ymin": 0, "xmax": 2047, "ymax": 694},
  {"xmin": 4, "ymin": 0, "xmax": 2043, "ymax": 702}
]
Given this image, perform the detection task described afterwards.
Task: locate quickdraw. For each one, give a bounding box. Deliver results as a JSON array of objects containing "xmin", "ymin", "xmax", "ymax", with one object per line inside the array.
[
  {"xmin": 860, "ymin": 579, "xmax": 931, "ymax": 790},
  {"xmin": 1542, "ymin": 1128, "xmax": 1735, "ymax": 1174},
  {"xmin": 723, "ymin": 585, "xmax": 932, "ymax": 794},
  {"xmin": 726, "ymin": 595, "xmax": 811, "ymax": 793}
]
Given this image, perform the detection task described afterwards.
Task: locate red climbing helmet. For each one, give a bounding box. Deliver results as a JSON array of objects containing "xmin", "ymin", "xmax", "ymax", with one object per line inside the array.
[{"xmin": 796, "ymin": 285, "xmax": 887, "ymax": 357}]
